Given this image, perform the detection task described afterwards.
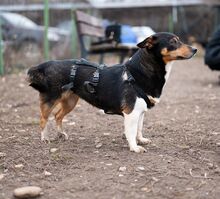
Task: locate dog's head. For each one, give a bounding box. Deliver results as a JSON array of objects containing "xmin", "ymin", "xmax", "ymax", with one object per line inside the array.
[{"xmin": 137, "ymin": 32, "xmax": 197, "ymax": 64}]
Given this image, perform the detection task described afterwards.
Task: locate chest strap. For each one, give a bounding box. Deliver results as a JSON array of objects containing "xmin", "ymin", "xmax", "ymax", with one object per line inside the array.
[{"xmin": 125, "ymin": 67, "xmax": 155, "ymax": 109}]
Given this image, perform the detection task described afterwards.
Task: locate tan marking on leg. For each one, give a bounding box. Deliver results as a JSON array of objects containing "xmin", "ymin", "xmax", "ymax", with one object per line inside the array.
[
  {"xmin": 122, "ymin": 103, "xmax": 133, "ymax": 115},
  {"xmin": 55, "ymin": 91, "xmax": 79, "ymax": 140},
  {"xmin": 39, "ymin": 97, "xmax": 59, "ymax": 142}
]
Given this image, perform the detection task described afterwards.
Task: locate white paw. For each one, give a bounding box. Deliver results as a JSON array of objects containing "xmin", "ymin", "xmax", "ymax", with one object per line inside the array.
[
  {"xmin": 57, "ymin": 131, "xmax": 69, "ymax": 141},
  {"xmin": 130, "ymin": 145, "xmax": 147, "ymax": 153},
  {"xmin": 137, "ymin": 137, "xmax": 152, "ymax": 145},
  {"xmin": 41, "ymin": 135, "xmax": 50, "ymax": 143}
]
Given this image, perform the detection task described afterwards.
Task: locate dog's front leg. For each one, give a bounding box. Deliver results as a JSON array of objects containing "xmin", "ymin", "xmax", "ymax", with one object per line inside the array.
[
  {"xmin": 137, "ymin": 113, "xmax": 152, "ymax": 145},
  {"xmin": 123, "ymin": 98, "xmax": 147, "ymax": 153}
]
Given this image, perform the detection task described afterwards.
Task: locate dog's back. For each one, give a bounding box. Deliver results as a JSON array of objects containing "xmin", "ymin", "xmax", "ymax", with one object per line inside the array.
[{"xmin": 27, "ymin": 60, "xmax": 77, "ymax": 100}]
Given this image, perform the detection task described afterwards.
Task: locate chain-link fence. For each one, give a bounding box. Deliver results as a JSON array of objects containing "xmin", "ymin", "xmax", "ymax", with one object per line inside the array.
[
  {"xmin": 0, "ymin": 0, "xmax": 219, "ymax": 74},
  {"xmin": 0, "ymin": 0, "xmax": 91, "ymax": 74}
]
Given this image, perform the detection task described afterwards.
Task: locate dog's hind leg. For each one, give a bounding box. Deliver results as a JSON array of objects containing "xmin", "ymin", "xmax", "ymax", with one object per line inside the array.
[
  {"xmin": 137, "ymin": 113, "xmax": 151, "ymax": 145},
  {"xmin": 40, "ymin": 99, "xmax": 56, "ymax": 142},
  {"xmin": 123, "ymin": 98, "xmax": 147, "ymax": 153},
  {"xmin": 54, "ymin": 92, "xmax": 79, "ymax": 140}
]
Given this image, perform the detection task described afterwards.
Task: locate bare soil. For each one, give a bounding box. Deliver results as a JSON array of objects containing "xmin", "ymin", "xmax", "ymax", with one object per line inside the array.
[{"xmin": 0, "ymin": 57, "xmax": 220, "ymax": 199}]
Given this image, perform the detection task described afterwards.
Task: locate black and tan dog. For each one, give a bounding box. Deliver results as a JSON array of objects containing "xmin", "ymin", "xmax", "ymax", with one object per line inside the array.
[{"xmin": 27, "ymin": 32, "xmax": 197, "ymax": 153}]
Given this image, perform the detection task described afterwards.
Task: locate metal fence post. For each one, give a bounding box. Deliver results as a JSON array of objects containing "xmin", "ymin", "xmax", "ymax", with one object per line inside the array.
[
  {"xmin": 0, "ymin": 15, "xmax": 4, "ymax": 75},
  {"xmin": 44, "ymin": 0, "xmax": 49, "ymax": 60},
  {"xmin": 168, "ymin": 12, "xmax": 174, "ymax": 33},
  {"xmin": 71, "ymin": 9, "xmax": 77, "ymax": 58}
]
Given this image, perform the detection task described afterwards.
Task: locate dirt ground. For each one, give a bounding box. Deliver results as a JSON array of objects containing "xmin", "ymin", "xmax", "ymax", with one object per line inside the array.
[{"xmin": 0, "ymin": 57, "xmax": 220, "ymax": 199}]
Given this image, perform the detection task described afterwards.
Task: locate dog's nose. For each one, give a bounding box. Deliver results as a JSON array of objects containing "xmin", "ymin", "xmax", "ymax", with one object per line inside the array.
[{"xmin": 192, "ymin": 48, "xmax": 197, "ymax": 54}]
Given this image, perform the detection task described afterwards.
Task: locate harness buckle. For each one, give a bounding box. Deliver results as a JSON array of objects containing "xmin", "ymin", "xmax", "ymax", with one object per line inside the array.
[
  {"xmin": 62, "ymin": 65, "xmax": 77, "ymax": 91},
  {"xmin": 92, "ymin": 70, "xmax": 99, "ymax": 84}
]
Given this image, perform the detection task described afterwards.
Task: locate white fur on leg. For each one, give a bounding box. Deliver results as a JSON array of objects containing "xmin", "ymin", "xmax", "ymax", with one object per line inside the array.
[
  {"xmin": 41, "ymin": 123, "xmax": 50, "ymax": 142},
  {"xmin": 137, "ymin": 112, "xmax": 151, "ymax": 145},
  {"xmin": 123, "ymin": 97, "xmax": 147, "ymax": 153},
  {"xmin": 57, "ymin": 126, "xmax": 69, "ymax": 140}
]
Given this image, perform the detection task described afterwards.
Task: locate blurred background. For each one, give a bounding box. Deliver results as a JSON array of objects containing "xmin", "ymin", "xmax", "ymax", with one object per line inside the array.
[{"xmin": 0, "ymin": 0, "xmax": 219, "ymax": 74}]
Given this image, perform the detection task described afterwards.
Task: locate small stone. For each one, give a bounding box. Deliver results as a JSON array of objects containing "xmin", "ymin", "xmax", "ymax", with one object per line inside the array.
[
  {"xmin": 207, "ymin": 163, "xmax": 214, "ymax": 169},
  {"xmin": 95, "ymin": 143, "xmax": 103, "ymax": 148},
  {"xmin": 186, "ymin": 187, "xmax": 194, "ymax": 191},
  {"xmin": 177, "ymin": 145, "xmax": 190, "ymax": 149},
  {"xmin": 17, "ymin": 129, "xmax": 26, "ymax": 133},
  {"xmin": 0, "ymin": 152, "xmax": 6, "ymax": 158},
  {"xmin": 216, "ymin": 143, "xmax": 220, "ymax": 147},
  {"xmin": 112, "ymin": 139, "xmax": 116, "ymax": 143},
  {"xmin": 67, "ymin": 122, "xmax": 75, "ymax": 126},
  {"xmin": 44, "ymin": 171, "xmax": 52, "ymax": 176},
  {"xmin": 214, "ymin": 167, "xmax": 220, "ymax": 174},
  {"xmin": 207, "ymin": 84, "xmax": 212, "ymax": 88},
  {"xmin": 103, "ymin": 133, "xmax": 110, "ymax": 136},
  {"xmin": 79, "ymin": 137, "xmax": 86, "ymax": 140},
  {"xmin": 95, "ymin": 137, "xmax": 100, "ymax": 143},
  {"xmin": 119, "ymin": 174, "xmax": 124, "ymax": 177},
  {"xmin": 50, "ymin": 148, "xmax": 58, "ymax": 153},
  {"xmin": 13, "ymin": 186, "xmax": 42, "ymax": 198},
  {"xmin": 119, "ymin": 166, "xmax": 126, "ymax": 172},
  {"xmin": 211, "ymin": 131, "xmax": 220, "ymax": 135},
  {"xmin": 18, "ymin": 83, "xmax": 25, "ymax": 88},
  {"xmin": 141, "ymin": 186, "xmax": 151, "ymax": 193},
  {"xmin": 137, "ymin": 166, "xmax": 145, "ymax": 171},
  {"xmin": 0, "ymin": 174, "xmax": 5, "ymax": 181},
  {"xmin": 152, "ymin": 177, "xmax": 159, "ymax": 182},
  {"xmin": 106, "ymin": 163, "xmax": 112, "ymax": 166},
  {"xmin": 15, "ymin": 164, "xmax": 24, "ymax": 169}
]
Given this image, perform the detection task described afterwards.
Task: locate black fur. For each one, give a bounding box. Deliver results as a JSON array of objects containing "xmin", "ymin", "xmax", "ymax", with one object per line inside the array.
[{"xmin": 27, "ymin": 32, "xmax": 197, "ymax": 115}]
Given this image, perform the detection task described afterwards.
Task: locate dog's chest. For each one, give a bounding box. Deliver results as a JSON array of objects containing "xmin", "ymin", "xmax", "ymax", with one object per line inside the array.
[{"xmin": 146, "ymin": 61, "xmax": 173, "ymax": 105}]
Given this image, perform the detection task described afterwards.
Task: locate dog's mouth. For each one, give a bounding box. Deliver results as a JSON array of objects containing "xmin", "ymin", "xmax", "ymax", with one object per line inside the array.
[
  {"xmin": 176, "ymin": 47, "xmax": 197, "ymax": 60},
  {"xmin": 162, "ymin": 46, "xmax": 197, "ymax": 63}
]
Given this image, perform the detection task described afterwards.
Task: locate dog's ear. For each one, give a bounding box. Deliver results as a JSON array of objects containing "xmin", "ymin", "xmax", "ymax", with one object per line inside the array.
[{"xmin": 137, "ymin": 35, "xmax": 157, "ymax": 49}]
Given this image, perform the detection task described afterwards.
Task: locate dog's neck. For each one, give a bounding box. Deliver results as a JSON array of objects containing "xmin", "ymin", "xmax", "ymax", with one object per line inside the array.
[{"xmin": 125, "ymin": 48, "xmax": 167, "ymax": 98}]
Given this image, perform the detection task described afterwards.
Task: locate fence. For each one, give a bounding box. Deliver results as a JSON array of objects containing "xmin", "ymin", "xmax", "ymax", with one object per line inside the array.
[
  {"xmin": 0, "ymin": 0, "xmax": 91, "ymax": 74},
  {"xmin": 0, "ymin": 1, "xmax": 219, "ymax": 75}
]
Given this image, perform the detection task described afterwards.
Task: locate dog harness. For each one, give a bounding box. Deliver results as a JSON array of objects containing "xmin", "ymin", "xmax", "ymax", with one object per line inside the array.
[
  {"xmin": 62, "ymin": 58, "xmax": 155, "ymax": 109},
  {"xmin": 62, "ymin": 58, "xmax": 106, "ymax": 93},
  {"xmin": 124, "ymin": 66, "xmax": 155, "ymax": 109}
]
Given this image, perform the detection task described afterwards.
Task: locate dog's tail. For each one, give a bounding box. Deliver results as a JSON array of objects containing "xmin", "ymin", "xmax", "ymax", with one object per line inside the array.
[{"xmin": 27, "ymin": 65, "xmax": 49, "ymax": 93}]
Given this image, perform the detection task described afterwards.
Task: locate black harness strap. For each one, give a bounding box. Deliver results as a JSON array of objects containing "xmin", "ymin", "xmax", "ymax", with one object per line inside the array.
[
  {"xmin": 84, "ymin": 66, "xmax": 104, "ymax": 94},
  {"xmin": 125, "ymin": 66, "xmax": 155, "ymax": 109},
  {"xmin": 62, "ymin": 58, "xmax": 107, "ymax": 93},
  {"xmin": 62, "ymin": 65, "xmax": 77, "ymax": 91},
  {"xmin": 125, "ymin": 68, "xmax": 135, "ymax": 83}
]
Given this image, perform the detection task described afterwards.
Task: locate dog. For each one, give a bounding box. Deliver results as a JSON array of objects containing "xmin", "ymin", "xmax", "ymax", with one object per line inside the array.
[{"xmin": 27, "ymin": 32, "xmax": 197, "ymax": 153}]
